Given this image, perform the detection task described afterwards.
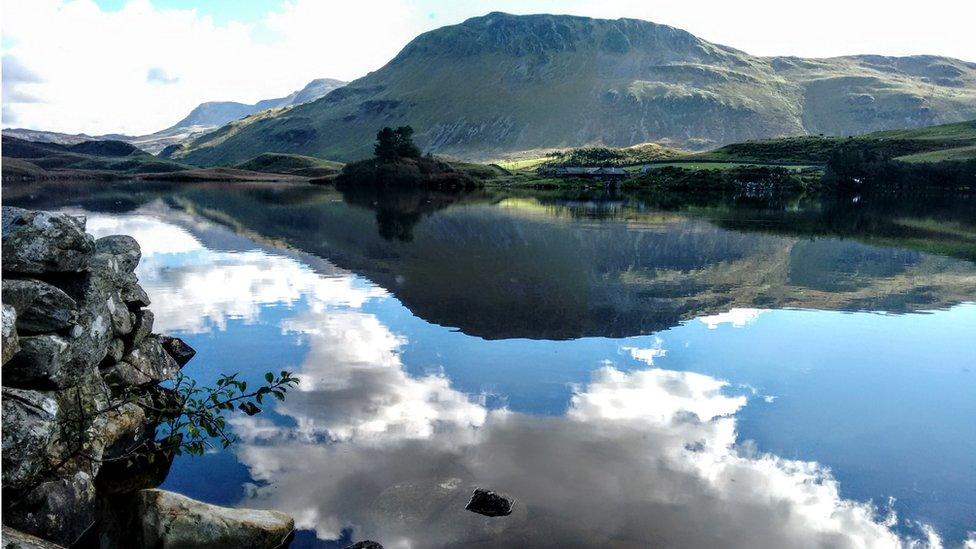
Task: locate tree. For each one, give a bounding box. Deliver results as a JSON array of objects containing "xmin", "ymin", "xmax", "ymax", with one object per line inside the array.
[
  {"xmin": 374, "ymin": 127, "xmax": 398, "ymax": 160},
  {"xmin": 393, "ymin": 126, "xmax": 421, "ymax": 158},
  {"xmin": 373, "ymin": 126, "xmax": 421, "ymax": 160}
]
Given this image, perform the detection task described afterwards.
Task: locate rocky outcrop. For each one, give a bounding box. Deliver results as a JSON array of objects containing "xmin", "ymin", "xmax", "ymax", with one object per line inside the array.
[
  {"xmin": 0, "ymin": 207, "xmax": 295, "ymax": 548},
  {"xmin": 1, "ymin": 206, "xmax": 186, "ymax": 545},
  {"xmin": 100, "ymin": 489, "xmax": 295, "ymax": 549}
]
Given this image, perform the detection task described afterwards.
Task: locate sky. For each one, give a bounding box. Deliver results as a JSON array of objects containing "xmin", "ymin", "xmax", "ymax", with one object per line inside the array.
[{"xmin": 3, "ymin": 0, "xmax": 975, "ymax": 135}]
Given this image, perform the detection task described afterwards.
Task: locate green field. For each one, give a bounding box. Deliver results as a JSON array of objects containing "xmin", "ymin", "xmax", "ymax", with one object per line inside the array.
[{"xmin": 896, "ymin": 145, "xmax": 976, "ymax": 163}]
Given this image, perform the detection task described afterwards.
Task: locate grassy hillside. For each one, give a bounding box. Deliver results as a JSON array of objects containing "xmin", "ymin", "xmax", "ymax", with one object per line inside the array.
[
  {"xmin": 2, "ymin": 135, "xmax": 189, "ymax": 175},
  {"xmin": 692, "ymin": 119, "xmax": 976, "ymax": 163},
  {"xmin": 235, "ymin": 153, "xmax": 344, "ymax": 177},
  {"xmin": 169, "ymin": 13, "xmax": 976, "ymax": 166}
]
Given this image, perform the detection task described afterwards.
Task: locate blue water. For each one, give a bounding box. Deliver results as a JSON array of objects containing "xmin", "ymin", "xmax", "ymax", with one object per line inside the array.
[{"xmin": 12, "ymin": 182, "xmax": 974, "ymax": 548}]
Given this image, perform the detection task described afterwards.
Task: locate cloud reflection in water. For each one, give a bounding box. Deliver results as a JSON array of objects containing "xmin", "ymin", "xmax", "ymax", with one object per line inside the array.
[{"xmin": 84, "ymin": 210, "xmax": 945, "ymax": 548}]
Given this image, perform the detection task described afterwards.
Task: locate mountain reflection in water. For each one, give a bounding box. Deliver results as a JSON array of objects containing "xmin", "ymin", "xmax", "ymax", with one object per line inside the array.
[{"xmin": 3, "ymin": 181, "xmax": 974, "ymax": 547}]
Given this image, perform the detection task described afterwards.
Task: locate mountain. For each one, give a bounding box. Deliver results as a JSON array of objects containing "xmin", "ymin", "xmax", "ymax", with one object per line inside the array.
[
  {"xmin": 162, "ymin": 78, "xmax": 347, "ymax": 131},
  {"xmin": 167, "ymin": 12, "xmax": 976, "ymax": 165},
  {"xmin": 3, "ymin": 78, "xmax": 346, "ymax": 154}
]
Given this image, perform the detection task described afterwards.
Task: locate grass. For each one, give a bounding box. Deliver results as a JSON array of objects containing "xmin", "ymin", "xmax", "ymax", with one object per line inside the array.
[
  {"xmin": 639, "ymin": 161, "xmax": 816, "ymax": 171},
  {"xmin": 896, "ymin": 145, "xmax": 976, "ymax": 163}
]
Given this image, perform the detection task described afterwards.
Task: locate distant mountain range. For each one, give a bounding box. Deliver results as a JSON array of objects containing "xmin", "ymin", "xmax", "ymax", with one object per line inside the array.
[
  {"xmin": 163, "ymin": 12, "xmax": 976, "ymax": 165},
  {"xmin": 3, "ymin": 78, "xmax": 346, "ymax": 154}
]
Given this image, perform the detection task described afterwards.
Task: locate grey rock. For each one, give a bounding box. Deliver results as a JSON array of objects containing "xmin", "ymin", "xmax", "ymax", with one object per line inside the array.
[
  {"xmin": 465, "ymin": 488, "xmax": 515, "ymax": 517},
  {"xmin": 127, "ymin": 309, "xmax": 154, "ymax": 351},
  {"xmin": 159, "ymin": 335, "xmax": 196, "ymax": 367},
  {"xmin": 1, "ymin": 387, "xmax": 58, "ymax": 492},
  {"xmin": 120, "ymin": 280, "xmax": 151, "ymax": 307},
  {"xmin": 106, "ymin": 293, "xmax": 132, "ymax": 336},
  {"xmin": 105, "ymin": 338, "xmax": 125, "ymax": 363},
  {"xmin": 4, "ymin": 334, "xmax": 72, "ymax": 388},
  {"xmin": 102, "ymin": 361, "xmax": 154, "ymax": 388},
  {"xmin": 3, "ymin": 472, "xmax": 97, "ymax": 547},
  {"xmin": 63, "ymin": 273, "xmax": 115, "ymax": 372},
  {"xmin": 133, "ymin": 489, "xmax": 294, "ymax": 548},
  {"xmin": 0, "ymin": 525, "xmax": 66, "ymax": 548},
  {"xmin": 2, "ymin": 207, "xmax": 94, "ymax": 274},
  {"xmin": 115, "ymin": 336, "xmax": 180, "ymax": 386},
  {"xmin": 95, "ymin": 441, "xmax": 175, "ymax": 495},
  {"xmin": 345, "ymin": 542, "xmax": 384, "ymax": 549},
  {"xmin": 2, "ymin": 278, "xmax": 78, "ymax": 334},
  {"xmin": 94, "ymin": 235, "xmax": 141, "ymax": 273},
  {"xmin": 3, "ymin": 303, "xmax": 19, "ymax": 365}
]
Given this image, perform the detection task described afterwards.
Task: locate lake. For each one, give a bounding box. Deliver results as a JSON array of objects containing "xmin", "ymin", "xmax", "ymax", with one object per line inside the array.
[{"xmin": 4, "ymin": 181, "xmax": 975, "ymax": 548}]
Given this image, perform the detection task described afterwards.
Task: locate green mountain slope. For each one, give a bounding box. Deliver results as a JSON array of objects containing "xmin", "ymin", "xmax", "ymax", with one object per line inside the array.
[{"xmin": 171, "ymin": 12, "xmax": 976, "ymax": 165}]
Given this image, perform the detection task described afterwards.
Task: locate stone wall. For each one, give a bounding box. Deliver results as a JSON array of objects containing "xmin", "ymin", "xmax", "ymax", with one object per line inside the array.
[{"xmin": 2, "ymin": 207, "xmax": 293, "ymax": 548}]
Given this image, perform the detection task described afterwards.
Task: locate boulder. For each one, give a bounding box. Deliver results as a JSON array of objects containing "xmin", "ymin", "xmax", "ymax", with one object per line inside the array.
[
  {"xmin": 159, "ymin": 335, "xmax": 196, "ymax": 367},
  {"xmin": 3, "ymin": 303, "xmax": 19, "ymax": 365},
  {"xmin": 127, "ymin": 309, "xmax": 154, "ymax": 351},
  {"xmin": 94, "ymin": 235, "xmax": 141, "ymax": 273},
  {"xmin": 62, "ymin": 272, "xmax": 115, "ymax": 372},
  {"xmin": 118, "ymin": 335, "xmax": 180, "ymax": 385},
  {"xmin": 132, "ymin": 489, "xmax": 294, "ymax": 548},
  {"xmin": 4, "ymin": 335, "xmax": 72, "ymax": 388},
  {"xmin": 465, "ymin": 488, "xmax": 515, "ymax": 517},
  {"xmin": 1, "ymin": 388, "xmax": 58, "ymax": 492},
  {"xmin": 106, "ymin": 294, "xmax": 133, "ymax": 336},
  {"xmin": 1, "ymin": 207, "xmax": 94, "ymax": 275},
  {"xmin": 2, "ymin": 278, "xmax": 78, "ymax": 334},
  {"xmin": 119, "ymin": 278, "xmax": 151, "ymax": 308},
  {"xmin": 105, "ymin": 338, "xmax": 125, "ymax": 364},
  {"xmin": 2, "ymin": 471, "xmax": 97, "ymax": 547},
  {"xmin": 95, "ymin": 441, "xmax": 175, "ymax": 495},
  {"xmin": 0, "ymin": 526, "xmax": 66, "ymax": 548}
]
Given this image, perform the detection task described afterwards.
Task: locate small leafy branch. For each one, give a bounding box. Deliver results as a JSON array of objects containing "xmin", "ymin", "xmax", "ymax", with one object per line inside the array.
[
  {"xmin": 43, "ymin": 370, "xmax": 299, "ymax": 487},
  {"xmin": 157, "ymin": 370, "xmax": 300, "ymax": 457}
]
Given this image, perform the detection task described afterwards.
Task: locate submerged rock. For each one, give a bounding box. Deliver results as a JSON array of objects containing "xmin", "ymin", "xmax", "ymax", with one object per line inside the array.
[
  {"xmin": 129, "ymin": 489, "xmax": 294, "ymax": 548},
  {"xmin": 2, "ymin": 278, "xmax": 78, "ymax": 334},
  {"xmin": 465, "ymin": 488, "xmax": 515, "ymax": 517},
  {"xmin": 3, "ymin": 303, "xmax": 20, "ymax": 364},
  {"xmin": 345, "ymin": 542, "xmax": 384, "ymax": 549},
  {"xmin": 2, "ymin": 207, "xmax": 94, "ymax": 274}
]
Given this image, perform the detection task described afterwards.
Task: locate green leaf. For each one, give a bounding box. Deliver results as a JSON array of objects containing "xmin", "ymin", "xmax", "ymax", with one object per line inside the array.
[{"xmin": 265, "ymin": 372, "xmax": 274, "ymax": 383}]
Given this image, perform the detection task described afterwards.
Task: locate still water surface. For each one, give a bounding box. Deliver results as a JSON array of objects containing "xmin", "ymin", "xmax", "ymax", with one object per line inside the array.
[{"xmin": 5, "ymin": 182, "xmax": 975, "ymax": 547}]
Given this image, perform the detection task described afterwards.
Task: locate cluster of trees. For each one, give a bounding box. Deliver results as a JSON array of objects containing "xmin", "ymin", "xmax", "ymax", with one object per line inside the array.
[
  {"xmin": 825, "ymin": 143, "xmax": 976, "ymax": 190},
  {"xmin": 374, "ymin": 126, "xmax": 421, "ymax": 160}
]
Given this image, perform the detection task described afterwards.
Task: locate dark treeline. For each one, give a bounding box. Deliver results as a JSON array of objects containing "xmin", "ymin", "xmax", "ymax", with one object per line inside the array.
[{"xmin": 825, "ymin": 143, "xmax": 976, "ymax": 191}]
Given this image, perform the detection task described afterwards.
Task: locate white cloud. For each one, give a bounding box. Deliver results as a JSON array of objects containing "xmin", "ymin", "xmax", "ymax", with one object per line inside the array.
[
  {"xmin": 82, "ymin": 212, "xmax": 388, "ymax": 333},
  {"xmin": 1, "ymin": 0, "xmax": 422, "ymax": 134},
  {"xmin": 233, "ymin": 359, "xmax": 935, "ymax": 547},
  {"xmin": 697, "ymin": 308, "xmax": 766, "ymax": 329},
  {"xmin": 3, "ymin": 0, "xmax": 974, "ymax": 135}
]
